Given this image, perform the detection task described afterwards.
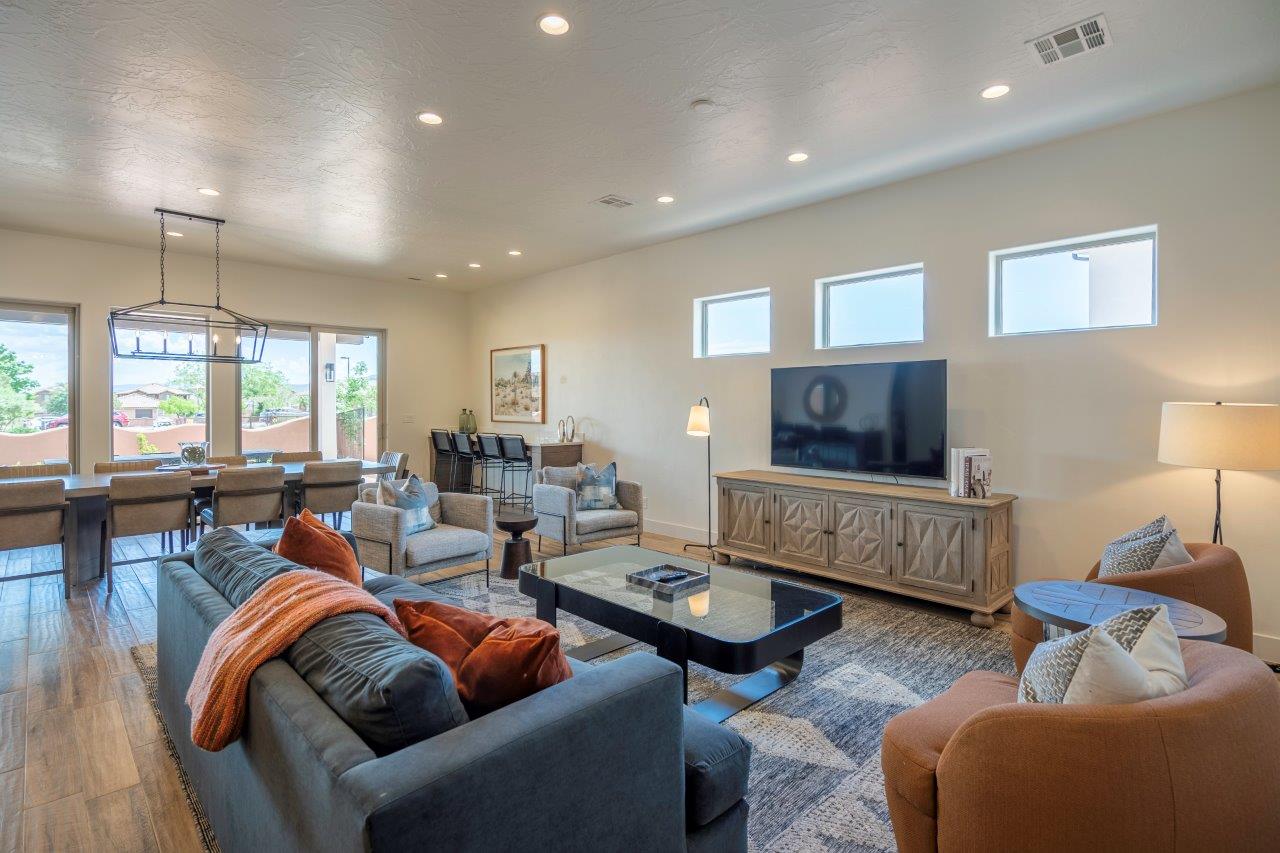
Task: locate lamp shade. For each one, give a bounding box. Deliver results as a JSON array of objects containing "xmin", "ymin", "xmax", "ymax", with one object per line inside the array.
[
  {"xmin": 1158, "ymin": 402, "xmax": 1280, "ymax": 471},
  {"xmin": 687, "ymin": 404, "xmax": 710, "ymax": 437}
]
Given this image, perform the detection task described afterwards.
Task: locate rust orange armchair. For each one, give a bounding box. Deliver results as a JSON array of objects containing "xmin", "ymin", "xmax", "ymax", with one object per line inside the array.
[
  {"xmin": 1011, "ymin": 542, "xmax": 1252, "ymax": 670},
  {"xmin": 881, "ymin": 641, "xmax": 1280, "ymax": 852}
]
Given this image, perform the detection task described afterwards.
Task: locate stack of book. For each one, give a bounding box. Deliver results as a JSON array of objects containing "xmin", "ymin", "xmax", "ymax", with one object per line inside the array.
[{"xmin": 949, "ymin": 448, "xmax": 992, "ymax": 499}]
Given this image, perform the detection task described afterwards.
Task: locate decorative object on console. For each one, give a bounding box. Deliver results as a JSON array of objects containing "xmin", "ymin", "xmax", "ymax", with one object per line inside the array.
[
  {"xmin": 179, "ymin": 441, "xmax": 209, "ymax": 466},
  {"xmin": 490, "ymin": 343, "xmax": 545, "ymax": 423},
  {"xmin": 684, "ymin": 397, "xmax": 715, "ymax": 556},
  {"xmin": 556, "ymin": 414, "xmax": 577, "ymax": 442},
  {"xmin": 1158, "ymin": 401, "xmax": 1280, "ymax": 543},
  {"xmin": 575, "ymin": 461, "xmax": 619, "ymax": 509},
  {"xmin": 110, "ymin": 208, "xmax": 268, "ymax": 364},
  {"xmin": 1017, "ymin": 604, "xmax": 1188, "ymax": 705},
  {"xmin": 948, "ymin": 447, "xmax": 990, "ymax": 498}
]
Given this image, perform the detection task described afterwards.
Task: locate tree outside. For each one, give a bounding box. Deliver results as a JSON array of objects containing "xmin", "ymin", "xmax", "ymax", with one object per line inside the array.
[{"xmin": 0, "ymin": 343, "xmax": 39, "ymax": 432}]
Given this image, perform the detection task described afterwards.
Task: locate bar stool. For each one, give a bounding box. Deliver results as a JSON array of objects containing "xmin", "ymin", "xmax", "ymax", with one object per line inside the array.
[
  {"xmin": 430, "ymin": 429, "xmax": 456, "ymax": 490},
  {"xmin": 0, "ymin": 479, "xmax": 72, "ymax": 599},
  {"xmin": 475, "ymin": 433, "xmax": 505, "ymax": 500},
  {"xmin": 101, "ymin": 472, "xmax": 196, "ymax": 595},
  {"xmin": 298, "ymin": 460, "xmax": 364, "ymax": 528},
  {"xmin": 498, "ymin": 434, "xmax": 533, "ymax": 510},
  {"xmin": 449, "ymin": 431, "xmax": 477, "ymax": 493},
  {"xmin": 198, "ymin": 465, "xmax": 287, "ymax": 534}
]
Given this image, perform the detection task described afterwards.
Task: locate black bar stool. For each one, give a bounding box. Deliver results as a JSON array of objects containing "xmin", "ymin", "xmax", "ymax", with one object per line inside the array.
[
  {"xmin": 475, "ymin": 433, "xmax": 505, "ymax": 500},
  {"xmin": 497, "ymin": 434, "xmax": 533, "ymax": 510},
  {"xmin": 431, "ymin": 429, "xmax": 456, "ymax": 490},
  {"xmin": 449, "ymin": 431, "xmax": 477, "ymax": 493}
]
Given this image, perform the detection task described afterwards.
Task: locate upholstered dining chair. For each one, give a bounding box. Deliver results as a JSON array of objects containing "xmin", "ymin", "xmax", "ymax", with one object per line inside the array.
[
  {"xmin": 100, "ymin": 471, "xmax": 195, "ymax": 594},
  {"xmin": 0, "ymin": 478, "xmax": 72, "ymax": 599},
  {"xmin": 0, "ymin": 462, "xmax": 72, "ymax": 479},
  {"xmin": 377, "ymin": 450, "xmax": 410, "ymax": 481},
  {"xmin": 272, "ymin": 450, "xmax": 323, "ymax": 464},
  {"xmin": 207, "ymin": 454, "xmax": 249, "ymax": 467},
  {"xmin": 95, "ymin": 459, "xmax": 162, "ymax": 474},
  {"xmin": 198, "ymin": 465, "xmax": 287, "ymax": 534},
  {"xmin": 298, "ymin": 460, "xmax": 364, "ymax": 529}
]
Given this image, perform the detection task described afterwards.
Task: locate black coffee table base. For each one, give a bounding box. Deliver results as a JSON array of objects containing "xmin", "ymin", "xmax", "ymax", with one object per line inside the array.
[{"xmin": 566, "ymin": 632, "xmax": 637, "ymax": 662}]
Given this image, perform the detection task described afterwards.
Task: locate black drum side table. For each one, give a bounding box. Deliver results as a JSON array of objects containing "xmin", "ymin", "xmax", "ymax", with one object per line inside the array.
[{"xmin": 496, "ymin": 512, "xmax": 538, "ymax": 580}]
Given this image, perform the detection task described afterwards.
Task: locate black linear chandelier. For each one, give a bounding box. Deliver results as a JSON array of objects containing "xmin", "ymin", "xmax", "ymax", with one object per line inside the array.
[{"xmin": 108, "ymin": 208, "xmax": 268, "ymax": 364}]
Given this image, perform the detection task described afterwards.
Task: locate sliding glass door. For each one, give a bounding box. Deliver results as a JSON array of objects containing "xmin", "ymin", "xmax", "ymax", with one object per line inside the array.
[
  {"xmin": 317, "ymin": 330, "xmax": 381, "ymax": 461},
  {"xmin": 0, "ymin": 301, "xmax": 76, "ymax": 468}
]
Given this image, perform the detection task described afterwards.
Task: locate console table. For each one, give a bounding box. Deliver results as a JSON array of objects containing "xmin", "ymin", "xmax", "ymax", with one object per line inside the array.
[{"xmin": 714, "ymin": 470, "xmax": 1017, "ymax": 627}]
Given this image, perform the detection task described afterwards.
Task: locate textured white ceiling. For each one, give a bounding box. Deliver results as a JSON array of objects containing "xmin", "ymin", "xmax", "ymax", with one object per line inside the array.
[{"xmin": 1, "ymin": 0, "xmax": 1278, "ymax": 291}]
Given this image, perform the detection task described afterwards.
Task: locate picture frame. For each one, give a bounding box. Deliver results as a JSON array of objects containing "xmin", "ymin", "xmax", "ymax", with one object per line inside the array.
[{"xmin": 490, "ymin": 344, "xmax": 545, "ymax": 423}]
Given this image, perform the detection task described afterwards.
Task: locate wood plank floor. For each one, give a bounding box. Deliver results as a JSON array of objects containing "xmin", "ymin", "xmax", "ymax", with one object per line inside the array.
[{"xmin": 0, "ymin": 525, "xmax": 703, "ymax": 852}]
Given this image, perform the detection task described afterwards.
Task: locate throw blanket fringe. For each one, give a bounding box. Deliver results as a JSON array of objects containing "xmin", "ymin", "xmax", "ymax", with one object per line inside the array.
[{"xmin": 186, "ymin": 569, "xmax": 406, "ymax": 751}]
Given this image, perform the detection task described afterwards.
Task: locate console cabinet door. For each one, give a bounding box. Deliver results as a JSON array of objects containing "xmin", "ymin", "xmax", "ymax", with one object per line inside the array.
[
  {"xmin": 719, "ymin": 482, "xmax": 771, "ymax": 556},
  {"xmin": 896, "ymin": 503, "xmax": 972, "ymax": 596},
  {"xmin": 772, "ymin": 488, "xmax": 829, "ymax": 569},
  {"xmin": 830, "ymin": 496, "xmax": 892, "ymax": 579}
]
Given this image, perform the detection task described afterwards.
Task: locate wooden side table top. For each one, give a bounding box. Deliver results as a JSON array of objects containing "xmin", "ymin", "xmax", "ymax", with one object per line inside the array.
[{"xmin": 1013, "ymin": 580, "xmax": 1228, "ymax": 643}]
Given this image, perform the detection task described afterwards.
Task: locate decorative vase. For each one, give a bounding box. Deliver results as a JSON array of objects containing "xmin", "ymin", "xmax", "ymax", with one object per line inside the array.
[
  {"xmin": 464, "ymin": 410, "xmax": 478, "ymax": 434},
  {"xmin": 178, "ymin": 441, "xmax": 208, "ymax": 466},
  {"xmin": 459, "ymin": 408, "xmax": 468, "ymax": 432}
]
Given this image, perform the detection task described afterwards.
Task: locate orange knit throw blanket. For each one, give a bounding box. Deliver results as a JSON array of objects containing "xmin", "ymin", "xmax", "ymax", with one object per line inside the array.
[{"xmin": 185, "ymin": 569, "xmax": 406, "ymax": 752}]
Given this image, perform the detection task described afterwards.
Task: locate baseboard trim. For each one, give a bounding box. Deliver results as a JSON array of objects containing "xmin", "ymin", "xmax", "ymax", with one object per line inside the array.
[
  {"xmin": 645, "ymin": 517, "xmax": 713, "ymax": 543},
  {"xmin": 1252, "ymin": 632, "xmax": 1280, "ymax": 666}
]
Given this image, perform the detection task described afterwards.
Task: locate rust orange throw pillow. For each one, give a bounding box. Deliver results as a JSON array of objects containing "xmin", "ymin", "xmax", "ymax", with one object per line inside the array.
[
  {"xmin": 393, "ymin": 598, "xmax": 572, "ymax": 715},
  {"xmin": 274, "ymin": 509, "xmax": 362, "ymax": 585}
]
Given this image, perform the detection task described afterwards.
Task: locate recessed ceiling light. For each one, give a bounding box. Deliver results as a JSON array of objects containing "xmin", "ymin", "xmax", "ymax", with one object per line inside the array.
[
  {"xmin": 656, "ymin": 195, "xmax": 675, "ymax": 204},
  {"xmin": 787, "ymin": 152, "xmax": 808, "ymax": 163},
  {"xmin": 165, "ymin": 231, "xmax": 183, "ymax": 237},
  {"xmin": 690, "ymin": 99, "xmax": 715, "ymax": 113},
  {"xmin": 508, "ymin": 249, "xmax": 523, "ymax": 256},
  {"xmin": 435, "ymin": 273, "xmax": 448, "ymax": 278},
  {"xmin": 537, "ymin": 13, "xmax": 570, "ymax": 35},
  {"xmin": 197, "ymin": 187, "xmax": 220, "ymax": 196},
  {"xmin": 468, "ymin": 262, "xmax": 481, "ymax": 268},
  {"xmin": 980, "ymin": 84, "xmax": 1011, "ymax": 99},
  {"xmin": 416, "ymin": 111, "xmax": 443, "ymax": 125}
]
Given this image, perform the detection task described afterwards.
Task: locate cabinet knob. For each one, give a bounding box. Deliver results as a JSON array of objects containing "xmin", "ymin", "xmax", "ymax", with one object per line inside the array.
[{"xmin": 897, "ymin": 541, "xmax": 904, "ymax": 547}]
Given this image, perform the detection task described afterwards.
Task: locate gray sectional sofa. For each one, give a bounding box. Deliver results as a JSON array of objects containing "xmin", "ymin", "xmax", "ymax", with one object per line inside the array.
[{"xmin": 156, "ymin": 527, "xmax": 750, "ymax": 852}]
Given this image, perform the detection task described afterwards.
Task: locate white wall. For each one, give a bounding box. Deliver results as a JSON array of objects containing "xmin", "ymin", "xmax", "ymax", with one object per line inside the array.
[
  {"xmin": 467, "ymin": 84, "xmax": 1280, "ymax": 655},
  {"xmin": 0, "ymin": 229, "xmax": 469, "ymax": 474}
]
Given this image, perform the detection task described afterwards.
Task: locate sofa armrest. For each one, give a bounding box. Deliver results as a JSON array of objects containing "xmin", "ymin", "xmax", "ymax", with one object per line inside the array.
[
  {"xmin": 617, "ymin": 480, "xmax": 643, "ymax": 530},
  {"xmin": 533, "ymin": 483, "xmax": 577, "ymax": 542},
  {"xmin": 351, "ymin": 501, "xmax": 407, "ymax": 574},
  {"xmin": 340, "ymin": 653, "xmax": 687, "ymax": 851},
  {"xmin": 438, "ymin": 492, "xmax": 493, "ymax": 536}
]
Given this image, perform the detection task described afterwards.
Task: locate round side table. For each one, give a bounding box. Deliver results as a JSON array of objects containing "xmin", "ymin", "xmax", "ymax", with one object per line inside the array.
[
  {"xmin": 496, "ymin": 512, "xmax": 539, "ymax": 580},
  {"xmin": 1013, "ymin": 580, "xmax": 1228, "ymax": 643}
]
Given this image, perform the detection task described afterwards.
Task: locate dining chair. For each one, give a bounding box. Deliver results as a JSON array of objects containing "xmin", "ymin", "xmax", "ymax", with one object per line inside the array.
[
  {"xmin": 377, "ymin": 450, "xmax": 409, "ymax": 481},
  {"xmin": 272, "ymin": 450, "xmax": 323, "ymax": 463},
  {"xmin": 0, "ymin": 479, "xmax": 72, "ymax": 599},
  {"xmin": 95, "ymin": 459, "xmax": 162, "ymax": 474},
  {"xmin": 449, "ymin": 431, "xmax": 477, "ymax": 493},
  {"xmin": 298, "ymin": 460, "xmax": 364, "ymax": 529},
  {"xmin": 498, "ymin": 434, "xmax": 533, "ymax": 510},
  {"xmin": 431, "ymin": 429, "xmax": 456, "ymax": 490},
  {"xmin": 100, "ymin": 471, "xmax": 196, "ymax": 595},
  {"xmin": 475, "ymin": 433, "xmax": 504, "ymax": 500},
  {"xmin": 208, "ymin": 454, "xmax": 249, "ymax": 467},
  {"xmin": 198, "ymin": 465, "xmax": 287, "ymax": 534},
  {"xmin": 0, "ymin": 462, "xmax": 72, "ymax": 479}
]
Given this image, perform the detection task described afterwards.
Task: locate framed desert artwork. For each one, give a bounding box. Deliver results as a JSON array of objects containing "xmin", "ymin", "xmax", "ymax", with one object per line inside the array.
[{"xmin": 490, "ymin": 344, "xmax": 545, "ymax": 423}]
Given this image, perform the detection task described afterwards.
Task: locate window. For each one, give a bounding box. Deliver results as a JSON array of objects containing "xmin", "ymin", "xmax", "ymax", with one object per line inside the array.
[
  {"xmin": 110, "ymin": 316, "xmax": 209, "ymax": 460},
  {"xmin": 990, "ymin": 226, "xmax": 1157, "ymax": 336},
  {"xmin": 240, "ymin": 326, "xmax": 312, "ymax": 458},
  {"xmin": 693, "ymin": 288, "xmax": 770, "ymax": 358},
  {"xmin": 0, "ymin": 301, "xmax": 76, "ymax": 468},
  {"xmin": 815, "ymin": 264, "xmax": 924, "ymax": 348},
  {"xmin": 320, "ymin": 330, "xmax": 381, "ymax": 461}
]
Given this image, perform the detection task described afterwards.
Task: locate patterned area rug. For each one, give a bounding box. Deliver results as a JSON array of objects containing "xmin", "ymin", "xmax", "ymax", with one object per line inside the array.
[
  {"xmin": 133, "ymin": 567, "xmax": 1014, "ymax": 853},
  {"xmin": 432, "ymin": 568, "xmax": 1016, "ymax": 852}
]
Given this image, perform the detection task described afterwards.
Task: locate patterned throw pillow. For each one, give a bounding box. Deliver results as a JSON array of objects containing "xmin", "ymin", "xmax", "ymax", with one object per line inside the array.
[
  {"xmin": 575, "ymin": 462, "xmax": 618, "ymax": 510},
  {"xmin": 376, "ymin": 474, "xmax": 436, "ymax": 535},
  {"xmin": 1018, "ymin": 605, "xmax": 1188, "ymax": 704},
  {"xmin": 1112, "ymin": 515, "xmax": 1172, "ymax": 544},
  {"xmin": 1099, "ymin": 527, "xmax": 1193, "ymax": 577}
]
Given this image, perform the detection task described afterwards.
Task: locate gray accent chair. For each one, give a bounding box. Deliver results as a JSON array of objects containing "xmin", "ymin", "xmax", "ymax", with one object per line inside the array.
[
  {"xmin": 351, "ymin": 479, "xmax": 493, "ymax": 585},
  {"xmin": 156, "ymin": 534, "xmax": 750, "ymax": 852},
  {"xmin": 533, "ymin": 466, "xmax": 643, "ymax": 555}
]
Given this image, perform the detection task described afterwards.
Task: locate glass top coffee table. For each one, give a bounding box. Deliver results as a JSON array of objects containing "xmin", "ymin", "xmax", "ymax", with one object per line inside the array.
[{"xmin": 518, "ymin": 545, "xmax": 842, "ymax": 722}]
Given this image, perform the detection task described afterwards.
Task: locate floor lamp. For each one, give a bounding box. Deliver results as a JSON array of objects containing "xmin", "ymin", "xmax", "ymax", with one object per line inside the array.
[
  {"xmin": 684, "ymin": 397, "xmax": 715, "ymax": 556},
  {"xmin": 1158, "ymin": 401, "xmax": 1280, "ymax": 543}
]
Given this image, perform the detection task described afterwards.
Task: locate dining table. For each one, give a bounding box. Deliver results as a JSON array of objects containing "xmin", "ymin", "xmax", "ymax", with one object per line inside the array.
[{"xmin": 5, "ymin": 459, "xmax": 396, "ymax": 586}]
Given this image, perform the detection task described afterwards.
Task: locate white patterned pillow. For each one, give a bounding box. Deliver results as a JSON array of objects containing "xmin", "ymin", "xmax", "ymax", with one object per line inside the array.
[
  {"xmin": 1018, "ymin": 605, "xmax": 1188, "ymax": 704},
  {"xmin": 1099, "ymin": 528, "xmax": 1193, "ymax": 577},
  {"xmin": 1112, "ymin": 515, "xmax": 1172, "ymax": 544}
]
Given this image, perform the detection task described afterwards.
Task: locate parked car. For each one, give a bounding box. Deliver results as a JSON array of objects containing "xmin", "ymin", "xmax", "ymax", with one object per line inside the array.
[{"xmin": 48, "ymin": 410, "xmax": 130, "ymax": 428}]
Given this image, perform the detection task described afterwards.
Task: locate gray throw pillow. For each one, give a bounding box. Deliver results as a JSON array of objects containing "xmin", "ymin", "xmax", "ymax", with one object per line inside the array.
[
  {"xmin": 576, "ymin": 461, "xmax": 619, "ymax": 510},
  {"xmin": 542, "ymin": 465, "xmax": 580, "ymax": 490},
  {"xmin": 1099, "ymin": 528, "xmax": 1193, "ymax": 577},
  {"xmin": 377, "ymin": 474, "xmax": 436, "ymax": 534}
]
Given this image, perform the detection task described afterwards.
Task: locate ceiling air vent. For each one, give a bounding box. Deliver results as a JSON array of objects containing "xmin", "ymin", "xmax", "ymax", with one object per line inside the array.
[
  {"xmin": 593, "ymin": 194, "xmax": 634, "ymax": 209},
  {"xmin": 1027, "ymin": 15, "xmax": 1110, "ymax": 66}
]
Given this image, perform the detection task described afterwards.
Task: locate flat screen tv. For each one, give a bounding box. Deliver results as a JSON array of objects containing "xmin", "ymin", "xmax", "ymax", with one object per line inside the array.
[{"xmin": 771, "ymin": 359, "xmax": 947, "ymax": 479}]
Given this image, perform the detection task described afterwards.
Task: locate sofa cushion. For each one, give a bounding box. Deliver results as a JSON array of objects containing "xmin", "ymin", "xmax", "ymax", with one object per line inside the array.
[
  {"xmin": 273, "ymin": 510, "xmax": 362, "ymax": 585},
  {"xmin": 284, "ymin": 608, "xmax": 468, "ymax": 755},
  {"xmin": 193, "ymin": 526, "xmax": 295, "ymax": 607},
  {"xmin": 682, "ymin": 707, "xmax": 751, "ymax": 827},
  {"xmin": 406, "ymin": 524, "xmax": 490, "ymax": 566},
  {"xmin": 576, "ymin": 508, "xmax": 639, "ymax": 535},
  {"xmin": 363, "ymin": 573, "xmax": 454, "ymax": 609}
]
